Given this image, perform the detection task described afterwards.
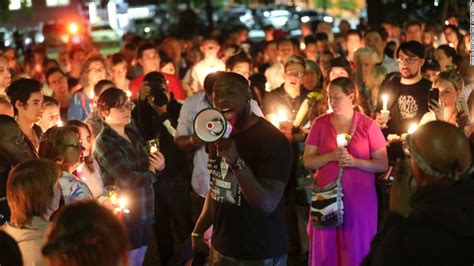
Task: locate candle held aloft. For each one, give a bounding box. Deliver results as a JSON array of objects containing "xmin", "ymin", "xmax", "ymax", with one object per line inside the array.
[{"xmin": 382, "ymin": 94, "xmax": 389, "ymax": 111}]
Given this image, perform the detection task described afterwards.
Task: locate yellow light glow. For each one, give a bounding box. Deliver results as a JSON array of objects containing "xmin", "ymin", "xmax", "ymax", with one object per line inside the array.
[
  {"xmin": 407, "ymin": 124, "xmax": 418, "ymax": 134},
  {"xmin": 68, "ymin": 22, "xmax": 79, "ymax": 34}
]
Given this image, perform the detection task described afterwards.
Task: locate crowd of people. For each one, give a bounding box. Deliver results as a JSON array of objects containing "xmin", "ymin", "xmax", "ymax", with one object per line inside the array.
[{"xmin": 0, "ymin": 14, "xmax": 473, "ymax": 266}]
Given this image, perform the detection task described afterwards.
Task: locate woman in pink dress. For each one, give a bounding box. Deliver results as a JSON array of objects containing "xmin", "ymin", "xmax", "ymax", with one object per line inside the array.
[{"xmin": 303, "ymin": 77, "xmax": 388, "ymax": 266}]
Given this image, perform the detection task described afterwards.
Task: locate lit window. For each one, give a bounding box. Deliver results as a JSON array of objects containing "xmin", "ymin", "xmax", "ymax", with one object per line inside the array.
[
  {"xmin": 9, "ymin": 0, "xmax": 32, "ymax": 10},
  {"xmin": 46, "ymin": 0, "xmax": 70, "ymax": 7}
]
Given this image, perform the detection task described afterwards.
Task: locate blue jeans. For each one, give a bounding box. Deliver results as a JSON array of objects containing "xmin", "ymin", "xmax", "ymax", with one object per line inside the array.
[{"xmin": 209, "ymin": 247, "xmax": 287, "ymax": 266}]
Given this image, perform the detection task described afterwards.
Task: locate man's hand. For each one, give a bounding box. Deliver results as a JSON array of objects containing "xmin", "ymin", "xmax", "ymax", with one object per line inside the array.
[
  {"xmin": 215, "ymin": 138, "xmax": 239, "ymax": 165},
  {"xmin": 138, "ymin": 83, "xmax": 151, "ymax": 101},
  {"xmin": 389, "ymin": 158, "xmax": 415, "ymax": 217},
  {"xmin": 375, "ymin": 112, "xmax": 390, "ymax": 128},
  {"xmin": 279, "ymin": 121, "xmax": 294, "ymax": 142},
  {"xmin": 191, "ymin": 235, "xmax": 209, "ymax": 257}
]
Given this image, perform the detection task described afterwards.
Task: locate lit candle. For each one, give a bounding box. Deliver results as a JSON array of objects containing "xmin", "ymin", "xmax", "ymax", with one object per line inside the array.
[
  {"xmin": 277, "ymin": 109, "xmax": 288, "ymax": 122},
  {"xmin": 76, "ymin": 164, "xmax": 83, "ymax": 178},
  {"xmin": 407, "ymin": 124, "xmax": 418, "ymax": 134},
  {"xmin": 56, "ymin": 120, "xmax": 64, "ymax": 127},
  {"xmin": 89, "ymin": 90, "xmax": 95, "ymax": 100},
  {"xmin": 115, "ymin": 197, "xmax": 130, "ymax": 214},
  {"xmin": 149, "ymin": 145, "xmax": 158, "ymax": 154},
  {"xmin": 267, "ymin": 113, "xmax": 280, "ymax": 128},
  {"xmin": 265, "ymin": 82, "xmax": 271, "ymax": 92},
  {"xmin": 382, "ymin": 94, "xmax": 388, "ymax": 111},
  {"xmin": 126, "ymin": 90, "xmax": 132, "ymax": 98},
  {"xmin": 336, "ymin": 134, "xmax": 347, "ymax": 148},
  {"xmin": 299, "ymin": 42, "xmax": 306, "ymax": 50}
]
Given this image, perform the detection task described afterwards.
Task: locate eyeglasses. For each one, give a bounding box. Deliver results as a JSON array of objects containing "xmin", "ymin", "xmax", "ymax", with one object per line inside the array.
[
  {"xmin": 397, "ymin": 57, "xmax": 419, "ymax": 65},
  {"xmin": 48, "ymin": 76, "xmax": 66, "ymax": 87},
  {"xmin": 285, "ymin": 71, "xmax": 304, "ymax": 78},
  {"xmin": 115, "ymin": 102, "xmax": 135, "ymax": 112}
]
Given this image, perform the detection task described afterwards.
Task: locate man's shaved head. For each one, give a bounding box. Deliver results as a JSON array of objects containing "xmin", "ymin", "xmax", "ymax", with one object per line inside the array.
[{"xmin": 411, "ymin": 121, "xmax": 471, "ymax": 184}]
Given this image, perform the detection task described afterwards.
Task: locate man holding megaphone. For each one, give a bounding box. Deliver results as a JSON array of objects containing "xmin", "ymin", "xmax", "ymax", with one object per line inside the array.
[{"xmin": 191, "ymin": 72, "xmax": 292, "ymax": 265}]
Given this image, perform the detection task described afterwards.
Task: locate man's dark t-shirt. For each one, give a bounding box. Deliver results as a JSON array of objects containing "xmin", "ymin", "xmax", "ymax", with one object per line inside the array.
[
  {"xmin": 208, "ymin": 118, "xmax": 292, "ymax": 259},
  {"xmin": 377, "ymin": 75, "xmax": 431, "ymax": 162},
  {"xmin": 262, "ymin": 85, "xmax": 308, "ymax": 119}
]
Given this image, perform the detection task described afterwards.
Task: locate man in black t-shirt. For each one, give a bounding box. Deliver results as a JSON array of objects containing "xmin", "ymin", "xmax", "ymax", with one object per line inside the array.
[
  {"xmin": 375, "ymin": 41, "xmax": 431, "ymax": 164},
  {"xmin": 192, "ymin": 72, "xmax": 292, "ymax": 265}
]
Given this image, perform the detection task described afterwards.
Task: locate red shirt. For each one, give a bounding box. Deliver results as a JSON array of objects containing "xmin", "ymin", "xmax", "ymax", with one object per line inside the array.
[
  {"xmin": 129, "ymin": 74, "xmax": 145, "ymax": 101},
  {"xmin": 162, "ymin": 73, "xmax": 186, "ymax": 100}
]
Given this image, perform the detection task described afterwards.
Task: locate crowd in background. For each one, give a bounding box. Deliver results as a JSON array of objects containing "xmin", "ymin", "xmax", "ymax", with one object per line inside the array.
[{"xmin": 0, "ymin": 13, "xmax": 473, "ymax": 266}]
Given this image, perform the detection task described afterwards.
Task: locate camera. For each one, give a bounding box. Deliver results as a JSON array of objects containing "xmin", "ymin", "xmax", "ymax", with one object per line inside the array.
[{"xmin": 146, "ymin": 79, "xmax": 169, "ymax": 107}]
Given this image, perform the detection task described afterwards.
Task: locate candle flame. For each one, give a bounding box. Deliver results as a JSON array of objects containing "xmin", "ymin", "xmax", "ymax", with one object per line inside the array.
[
  {"xmin": 56, "ymin": 120, "xmax": 64, "ymax": 127},
  {"xmin": 336, "ymin": 134, "xmax": 347, "ymax": 148},
  {"xmin": 277, "ymin": 109, "xmax": 288, "ymax": 122},
  {"xmin": 265, "ymin": 82, "xmax": 271, "ymax": 92},
  {"xmin": 115, "ymin": 197, "xmax": 130, "ymax": 214},
  {"xmin": 407, "ymin": 124, "xmax": 418, "ymax": 134},
  {"xmin": 89, "ymin": 90, "xmax": 95, "ymax": 100},
  {"xmin": 118, "ymin": 197, "xmax": 127, "ymax": 209},
  {"xmin": 382, "ymin": 94, "xmax": 388, "ymax": 111}
]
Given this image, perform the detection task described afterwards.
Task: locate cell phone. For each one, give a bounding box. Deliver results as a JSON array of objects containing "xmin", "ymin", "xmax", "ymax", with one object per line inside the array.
[
  {"xmin": 456, "ymin": 97, "xmax": 471, "ymax": 119},
  {"xmin": 428, "ymin": 88, "xmax": 439, "ymax": 103}
]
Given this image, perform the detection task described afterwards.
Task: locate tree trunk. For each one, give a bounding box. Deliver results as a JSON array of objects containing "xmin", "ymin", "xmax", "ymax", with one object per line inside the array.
[{"xmin": 366, "ymin": 0, "xmax": 383, "ymax": 26}]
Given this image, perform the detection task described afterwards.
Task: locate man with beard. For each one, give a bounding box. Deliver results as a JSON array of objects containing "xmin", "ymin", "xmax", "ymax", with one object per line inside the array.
[
  {"xmin": 0, "ymin": 115, "xmax": 38, "ymax": 224},
  {"xmin": 374, "ymin": 41, "xmax": 431, "ymax": 163},
  {"xmin": 363, "ymin": 121, "xmax": 474, "ymax": 266},
  {"xmin": 192, "ymin": 72, "xmax": 292, "ymax": 265}
]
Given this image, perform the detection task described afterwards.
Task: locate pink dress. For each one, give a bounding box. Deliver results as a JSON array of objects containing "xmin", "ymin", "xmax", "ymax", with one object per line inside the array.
[{"xmin": 306, "ymin": 112, "xmax": 386, "ymax": 266}]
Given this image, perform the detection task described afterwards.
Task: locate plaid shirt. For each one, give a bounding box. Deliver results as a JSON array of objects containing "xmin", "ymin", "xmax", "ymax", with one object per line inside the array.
[{"xmin": 94, "ymin": 124, "xmax": 155, "ymax": 224}]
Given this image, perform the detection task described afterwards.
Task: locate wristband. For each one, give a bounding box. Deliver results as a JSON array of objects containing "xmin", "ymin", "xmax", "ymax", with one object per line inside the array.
[
  {"xmin": 191, "ymin": 232, "xmax": 201, "ymax": 238},
  {"xmin": 230, "ymin": 157, "xmax": 246, "ymax": 171}
]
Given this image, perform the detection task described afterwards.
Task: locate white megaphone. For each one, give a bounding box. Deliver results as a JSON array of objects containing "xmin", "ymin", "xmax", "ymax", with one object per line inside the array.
[{"xmin": 194, "ymin": 108, "xmax": 233, "ymax": 143}]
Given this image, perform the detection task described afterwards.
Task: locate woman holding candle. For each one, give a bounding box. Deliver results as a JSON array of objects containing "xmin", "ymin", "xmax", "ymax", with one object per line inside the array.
[
  {"xmin": 419, "ymin": 69, "xmax": 469, "ymax": 128},
  {"xmin": 93, "ymin": 88, "xmax": 165, "ymax": 266},
  {"xmin": 303, "ymin": 77, "xmax": 388, "ymax": 266}
]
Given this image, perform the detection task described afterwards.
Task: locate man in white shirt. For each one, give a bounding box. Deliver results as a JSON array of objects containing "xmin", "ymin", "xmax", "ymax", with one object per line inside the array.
[{"xmin": 188, "ymin": 38, "xmax": 225, "ymax": 93}]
